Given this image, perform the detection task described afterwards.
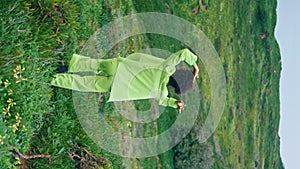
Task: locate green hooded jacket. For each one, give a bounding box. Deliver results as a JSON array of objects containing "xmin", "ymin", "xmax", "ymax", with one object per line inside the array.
[{"xmin": 51, "ymin": 48, "xmax": 198, "ymax": 109}]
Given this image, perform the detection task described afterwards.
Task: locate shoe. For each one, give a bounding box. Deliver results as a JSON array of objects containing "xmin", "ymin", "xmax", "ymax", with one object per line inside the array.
[{"xmin": 58, "ymin": 66, "xmax": 68, "ymax": 73}]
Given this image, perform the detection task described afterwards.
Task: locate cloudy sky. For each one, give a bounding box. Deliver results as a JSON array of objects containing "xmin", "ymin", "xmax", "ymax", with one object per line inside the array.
[{"xmin": 275, "ymin": 0, "xmax": 300, "ymax": 168}]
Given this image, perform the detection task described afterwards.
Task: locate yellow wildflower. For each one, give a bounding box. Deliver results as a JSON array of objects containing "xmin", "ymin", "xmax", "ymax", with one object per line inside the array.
[
  {"xmin": 15, "ymin": 77, "xmax": 27, "ymax": 83},
  {"xmin": 15, "ymin": 113, "xmax": 21, "ymax": 125},
  {"xmin": 14, "ymin": 157, "xmax": 22, "ymax": 165},
  {"xmin": 8, "ymin": 89, "xmax": 13, "ymax": 95},
  {"xmin": 2, "ymin": 107, "xmax": 10, "ymax": 115},
  {"xmin": 7, "ymin": 98, "xmax": 13, "ymax": 103},
  {"xmin": 22, "ymin": 125, "xmax": 27, "ymax": 132},
  {"xmin": 14, "ymin": 67, "xmax": 20, "ymax": 77},
  {"xmin": 10, "ymin": 124, "xmax": 18, "ymax": 133},
  {"xmin": 6, "ymin": 113, "xmax": 22, "ymax": 133},
  {"xmin": 14, "ymin": 65, "xmax": 19, "ymax": 72},
  {"xmin": 15, "ymin": 113, "xmax": 20, "ymax": 119},
  {"xmin": 7, "ymin": 98, "xmax": 16, "ymax": 107},
  {"xmin": 13, "ymin": 65, "xmax": 27, "ymax": 83},
  {"xmin": 4, "ymin": 79, "xmax": 11, "ymax": 88},
  {"xmin": 0, "ymin": 135, "xmax": 6, "ymax": 145},
  {"xmin": 14, "ymin": 65, "xmax": 25, "ymax": 73}
]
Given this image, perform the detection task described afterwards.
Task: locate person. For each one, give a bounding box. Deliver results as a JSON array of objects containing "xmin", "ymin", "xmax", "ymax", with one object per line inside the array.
[{"xmin": 51, "ymin": 48, "xmax": 199, "ymax": 111}]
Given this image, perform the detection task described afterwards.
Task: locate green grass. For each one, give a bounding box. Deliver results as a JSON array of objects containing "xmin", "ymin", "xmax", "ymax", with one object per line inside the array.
[{"xmin": 0, "ymin": 0, "xmax": 284, "ymax": 168}]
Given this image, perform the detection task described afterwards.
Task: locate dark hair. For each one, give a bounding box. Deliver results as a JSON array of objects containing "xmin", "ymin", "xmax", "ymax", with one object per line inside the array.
[{"xmin": 168, "ymin": 68, "xmax": 194, "ymax": 94}]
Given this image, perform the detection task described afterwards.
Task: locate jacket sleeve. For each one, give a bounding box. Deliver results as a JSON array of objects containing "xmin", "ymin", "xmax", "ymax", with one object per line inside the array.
[
  {"xmin": 164, "ymin": 48, "xmax": 198, "ymax": 66},
  {"xmin": 159, "ymin": 97, "xmax": 178, "ymax": 109},
  {"xmin": 157, "ymin": 80, "xmax": 178, "ymax": 109}
]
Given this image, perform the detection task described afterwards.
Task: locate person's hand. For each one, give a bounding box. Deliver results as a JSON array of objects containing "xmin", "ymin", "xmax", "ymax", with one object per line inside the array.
[
  {"xmin": 176, "ymin": 100, "xmax": 186, "ymax": 112},
  {"xmin": 192, "ymin": 64, "xmax": 199, "ymax": 84}
]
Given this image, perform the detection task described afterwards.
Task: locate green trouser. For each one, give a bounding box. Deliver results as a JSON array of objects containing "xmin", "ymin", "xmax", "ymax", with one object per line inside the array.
[{"xmin": 51, "ymin": 54, "xmax": 119, "ymax": 92}]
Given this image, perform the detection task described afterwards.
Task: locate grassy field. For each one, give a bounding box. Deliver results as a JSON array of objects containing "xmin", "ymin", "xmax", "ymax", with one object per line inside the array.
[{"xmin": 0, "ymin": 0, "xmax": 283, "ymax": 168}]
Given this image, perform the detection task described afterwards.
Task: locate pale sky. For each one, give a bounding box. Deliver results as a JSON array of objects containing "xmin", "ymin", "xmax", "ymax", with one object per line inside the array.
[{"xmin": 275, "ymin": 0, "xmax": 300, "ymax": 168}]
